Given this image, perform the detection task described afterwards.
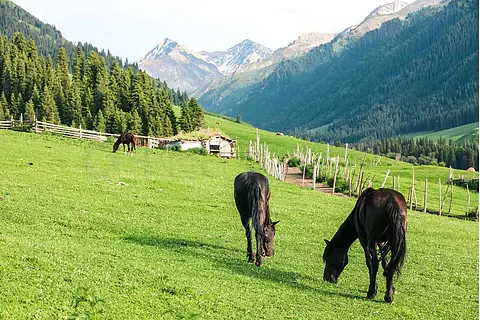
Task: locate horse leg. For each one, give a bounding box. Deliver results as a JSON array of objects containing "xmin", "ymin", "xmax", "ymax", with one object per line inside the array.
[
  {"xmin": 363, "ymin": 240, "xmax": 379, "ymax": 299},
  {"xmin": 244, "ymin": 224, "xmax": 254, "ymax": 263},
  {"xmin": 379, "ymin": 248, "xmax": 396, "ymax": 297},
  {"xmin": 254, "ymin": 231, "xmax": 263, "ymax": 267},
  {"xmin": 123, "ymin": 143, "xmax": 127, "ymax": 155}
]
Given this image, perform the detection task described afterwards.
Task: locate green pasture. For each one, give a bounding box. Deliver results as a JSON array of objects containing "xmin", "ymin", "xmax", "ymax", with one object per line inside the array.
[
  {"xmin": 205, "ymin": 114, "xmax": 479, "ymax": 218},
  {"xmin": 0, "ymin": 129, "xmax": 477, "ymax": 319},
  {"xmin": 403, "ymin": 122, "xmax": 478, "ymax": 142}
]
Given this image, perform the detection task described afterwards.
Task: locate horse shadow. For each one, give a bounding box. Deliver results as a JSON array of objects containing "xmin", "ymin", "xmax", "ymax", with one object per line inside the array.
[{"xmin": 124, "ymin": 235, "xmax": 364, "ymax": 300}]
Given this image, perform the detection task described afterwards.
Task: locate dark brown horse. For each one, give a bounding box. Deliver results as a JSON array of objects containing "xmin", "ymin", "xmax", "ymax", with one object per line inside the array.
[
  {"xmin": 113, "ymin": 132, "xmax": 136, "ymax": 155},
  {"xmin": 234, "ymin": 172, "xmax": 279, "ymax": 266},
  {"xmin": 323, "ymin": 188, "xmax": 407, "ymax": 303}
]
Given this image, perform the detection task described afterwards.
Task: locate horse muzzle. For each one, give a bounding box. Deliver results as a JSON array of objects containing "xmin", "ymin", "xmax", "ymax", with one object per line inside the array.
[{"xmin": 324, "ymin": 272, "xmax": 338, "ymax": 284}]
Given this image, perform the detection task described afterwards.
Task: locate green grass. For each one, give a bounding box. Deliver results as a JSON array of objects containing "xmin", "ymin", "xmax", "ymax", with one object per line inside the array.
[
  {"xmin": 205, "ymin": 114, "xmax": 479, "ymax": 218},
  {"xmin": 0, "ymin": 129, "xmax": 478, "ymax": 319},
  {"xmin": 403, "ymin": 122, "xmax": 479, "ymax": 142}
]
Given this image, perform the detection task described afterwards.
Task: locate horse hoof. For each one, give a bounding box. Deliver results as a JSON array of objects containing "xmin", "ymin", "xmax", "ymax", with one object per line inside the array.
[
  {"xmin": 255, "ymin": 260, "xmax": 263, "ymax": 267},
  {"xmin": 384, "ymin": 295, "xmax": 394, "ymax": 303}
]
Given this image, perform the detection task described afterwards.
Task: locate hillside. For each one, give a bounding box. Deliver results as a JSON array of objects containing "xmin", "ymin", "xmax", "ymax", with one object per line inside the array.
[
  {"xmin": 0, "ymin": 0, "xmax": 187, "ymax": 105},
  {"xmin": 0, "ymin": 129, "xmax": 477, "ymax": 318},
  {"xmin": 0, "ymin": 0, "xmax": 130, "ymax": 69},
  {"xmin": 404, "ymin": 122, "xmax": 479, "ymax": 143},
  {"xmin": 203, "ymin": 0, "xmax": 478, "ymax": 143}
]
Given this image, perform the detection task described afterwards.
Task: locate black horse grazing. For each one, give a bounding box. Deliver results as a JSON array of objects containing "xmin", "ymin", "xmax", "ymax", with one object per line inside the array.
[
  {"xmin": 234, "ymin": 172, "xmax": 279, "ymax": 266},
  {"xmin": 113, "ymin": 132, "xmax": 136, "ymax": 155},
  {"xmin": 323, "ymin": 188, "xmax": 407, "ymax": 303}
]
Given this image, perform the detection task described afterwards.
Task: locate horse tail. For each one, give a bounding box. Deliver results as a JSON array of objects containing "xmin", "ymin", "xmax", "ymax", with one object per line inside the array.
[
  {"xmin": 248, "ymin": 180, "xmax": 269, "ymax": 242},
  {"xmin": 385, "ymin": 197, "xmax": 407, "ymax": 277}
]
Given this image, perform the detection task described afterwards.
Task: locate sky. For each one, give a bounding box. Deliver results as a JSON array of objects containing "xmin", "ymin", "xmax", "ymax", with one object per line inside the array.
[{"xmin": 12, "ymin": 0, "xmax": 414, "ymax": 62}]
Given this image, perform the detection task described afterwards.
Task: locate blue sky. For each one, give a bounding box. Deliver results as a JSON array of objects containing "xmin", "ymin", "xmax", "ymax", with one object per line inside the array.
[{"xmin": 12, "ymin": 0, "xmax": 414, "ymax": 62}]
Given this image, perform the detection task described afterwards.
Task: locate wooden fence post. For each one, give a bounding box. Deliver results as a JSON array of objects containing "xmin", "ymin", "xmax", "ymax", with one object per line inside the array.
[
  {"xmin": 448, "ymin": 179, "xmax": 453, "ymax": 214},
  {"xmin": 381, "ymin": 169, "xmax": 390, "ymax": 188},
  {"xmin": 439, "ymin": 178, "xmax": 442, "ymax": 216},
  {"xmin": 465, "ymin": 184, "xmax": 470, "ymax": 217},
  {"xmin": 348, "ymin": 171, "xmax": 352, "ymax": 197},
  {"xmin": 10, "ymin": 116, "xmax": 14, "ymax": 129},
  {"xmin": 79, "ymin": 124, "xmax": 83, "ymax": 139},
  {"xmin": 423, "ymin": 179, "xmax": 428, "ymax": 213},
  {"xmin": 332, "ymin": 155, "xmax": 339, "ymax": 195}
]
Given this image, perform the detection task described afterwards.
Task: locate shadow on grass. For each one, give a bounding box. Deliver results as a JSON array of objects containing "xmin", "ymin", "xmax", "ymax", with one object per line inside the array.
[{"xmin": 124, "ymin": 235, "xmax": 364, "ymax": 300}]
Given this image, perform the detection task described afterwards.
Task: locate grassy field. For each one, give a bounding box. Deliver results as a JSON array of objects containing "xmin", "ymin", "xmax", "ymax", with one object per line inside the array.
[
  {"xmin": 0, "ymin": 129, "xmax": 478, "ymax": 319},
  {"xmin": 403, "ymin": 122, "xmax": 479, "ymax": 142},
  {"xmin": 205, "ymin": 115, "xmax": 479, "ymax": 218}
]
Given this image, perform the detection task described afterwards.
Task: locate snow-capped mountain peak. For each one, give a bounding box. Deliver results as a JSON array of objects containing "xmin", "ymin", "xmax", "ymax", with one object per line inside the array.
[
  {"xmin": 364, "ymin": 0, "xmax": 410, "ymax": 20},
  {"xmin": 200, "ymin": 39, "xmax": 273, "ymax": 75}
]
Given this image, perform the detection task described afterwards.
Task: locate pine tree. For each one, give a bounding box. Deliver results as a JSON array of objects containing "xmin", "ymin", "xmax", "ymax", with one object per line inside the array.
[
  {"xmin": 9, "ymin": 92, "xmax": 18, "ymax": 118},
  {"xmin": 40, "ymin": 85, "xmax": 59, "ymax": 123},
  {"xmin": 128, "ymin": 109, "xmax": 142, "ymax": 134},
  {"xmin": 72, "ymin": 46, "xmax": 85, "ymax": 84},
  {"xmin": 188, "ymin": 97, "xmax": 204, "ymax": 130},
  {"xmin": 93, "ymin": 109, "xmax": 106, "ymax": 132},
  {"xmin": 24, "ymin": 98, "xmax": 35, "ymax": 121},
  {"xmin": 0, "ymin": 92, "xmax": 7, "ymax": 120},
  {"xmin": 179, "ymin": 104, "xmax": 193, "ymax": 133}
]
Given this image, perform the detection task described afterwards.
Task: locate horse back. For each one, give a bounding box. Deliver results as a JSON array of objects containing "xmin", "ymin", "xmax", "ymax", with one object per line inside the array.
[
  {"xmin": 234, "ymin": 172, "xmax": 270, "ymax": 221},
  {"xmin": 356, "ymin": 188, "xmax": 407, "ymax": 241}
]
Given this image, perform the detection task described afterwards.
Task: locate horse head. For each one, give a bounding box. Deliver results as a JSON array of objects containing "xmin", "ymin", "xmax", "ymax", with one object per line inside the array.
[
  {"xmin": 113, "ymin": 139, "xmax": 121, "ymax": 153},
  {"xmin": 323, "ymin": 239, "xmax": 349, "ymax": 284},
  {"xmin": 262, "ymin": 220, "xmax": 279, "ymax": 257}
]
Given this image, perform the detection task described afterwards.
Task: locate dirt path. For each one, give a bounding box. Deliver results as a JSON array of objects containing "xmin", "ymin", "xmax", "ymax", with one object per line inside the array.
[{"xmin": 284, "ymin": 166, "xmax": 350, "ymax": 198}]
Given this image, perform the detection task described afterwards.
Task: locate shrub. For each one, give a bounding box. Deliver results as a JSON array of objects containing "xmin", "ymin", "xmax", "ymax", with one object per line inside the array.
[
  {"xmin": 326, "ymin": 176, "xmax": 350, "ymax": 193},
  {"xmin": 186, "ymin": 147, "xmax": 208, "ymax": 156},
  {"xmin": 165, "ymin": 144, "xmax": 182, "ymax": 152},
  {"xmin": 288, "ymin": 157, "xmax": 301, "ymax": 167}
]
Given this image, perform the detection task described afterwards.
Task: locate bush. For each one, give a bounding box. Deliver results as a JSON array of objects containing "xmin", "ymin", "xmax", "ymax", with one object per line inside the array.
[
  {"xmin": 165, "ymin": 144, "xmax": 182, "ymax": 152},
  {"xmin": 326, "ymin": 176, "xmax": 349, "ymax": 193},
  {"xmin": 186, "ymin": 147, "xmax": 208, "ymax": 156},
  {"xmin": 288, "ymin": 157, "xmax": 301, "ymax": 167}
]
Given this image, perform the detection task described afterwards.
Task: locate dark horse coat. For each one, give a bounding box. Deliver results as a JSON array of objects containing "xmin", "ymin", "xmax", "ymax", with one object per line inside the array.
[
  {"xmin": 323, "ymin": 188, "xmax": 407, "ymax": 303},
  {"xmin": 113, "ymin": 132, "xmax": 136, "ymax": 154},
  {"xmin": 234, "ymin": 172, "xmax": 279, "ymax": 266}
]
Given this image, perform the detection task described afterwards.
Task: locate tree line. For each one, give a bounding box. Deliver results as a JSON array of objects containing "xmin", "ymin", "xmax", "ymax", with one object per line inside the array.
[
  {"xmin": 0, "ymin": 32, "xmax": 204, "ymax": 137},
  {"xmin": 352, "ymin": 136, "xmax": 478, "ymax": 170}
]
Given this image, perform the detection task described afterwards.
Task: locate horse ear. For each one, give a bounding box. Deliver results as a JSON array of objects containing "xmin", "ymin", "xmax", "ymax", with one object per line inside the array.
[
  {"xmin": 272, "ymin": 220, "xmax": 280, "ymax": 226},
  {"xmin": 324, "ymin": 239, "xmax": 330, "ymax": 245}
]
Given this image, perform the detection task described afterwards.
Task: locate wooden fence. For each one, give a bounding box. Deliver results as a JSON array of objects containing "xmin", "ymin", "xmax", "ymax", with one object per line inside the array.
[
  {"xmin": 247, "ymin": 129, "xmax": 289, "ymax": 181},
  {"xmin": 0, "ymin": 116, "xmax": 172, "ymax": 148}
]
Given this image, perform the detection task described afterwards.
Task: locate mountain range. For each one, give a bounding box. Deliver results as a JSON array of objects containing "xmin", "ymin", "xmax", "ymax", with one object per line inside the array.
[
  {"xmin": 138, "ymin": 32, "xmax": 335, "ymax": 94},
  {"xmin": 210, "ymin": 0, "xmax": 478, "ymax": 143}
]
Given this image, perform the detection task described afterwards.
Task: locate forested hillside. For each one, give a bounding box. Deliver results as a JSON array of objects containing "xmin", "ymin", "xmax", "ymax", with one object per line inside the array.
[
  {"xmin": 352, "ymin": 136, "xmax": 478, "ymax": 170},
  {"xmin": 226, "ymin": 0, "xmax": 478, "ymax": 143},
  {"xmin": 0, "ymin": 0, "xmax": 188, "ymax": 107},
  {"xmin": 0, "ymin": 32, "xmax": 205, "ymax": 136},
  {"xmin": 0, "ymin": 0, "xmax": 130, "ymax": 69}
]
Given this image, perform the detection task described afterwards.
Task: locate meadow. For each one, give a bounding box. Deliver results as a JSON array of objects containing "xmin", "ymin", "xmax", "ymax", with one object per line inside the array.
[
  {"xmin": 403, "ymin": 122, "xmax": 479, "ymax": 142},
  {"xmin": 205, "ymin": 115, "xmax": 479, "ymax": 218},
  {"xmin": 0, "ymin": 129, "xmax": 478, "ymax": 319}
]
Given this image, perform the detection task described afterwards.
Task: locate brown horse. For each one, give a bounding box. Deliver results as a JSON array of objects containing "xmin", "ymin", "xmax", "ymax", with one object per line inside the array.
[
  {"xmin": 113, "ymin": 132, "xmax": 136, "ymax": 155},
  {"xmin": 323, "ymin": 188, "xmax": 407, "ymax": 303},
  {"xmin": 234, "ymin": 172, "xmax": 279, "ymax": 266}
]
